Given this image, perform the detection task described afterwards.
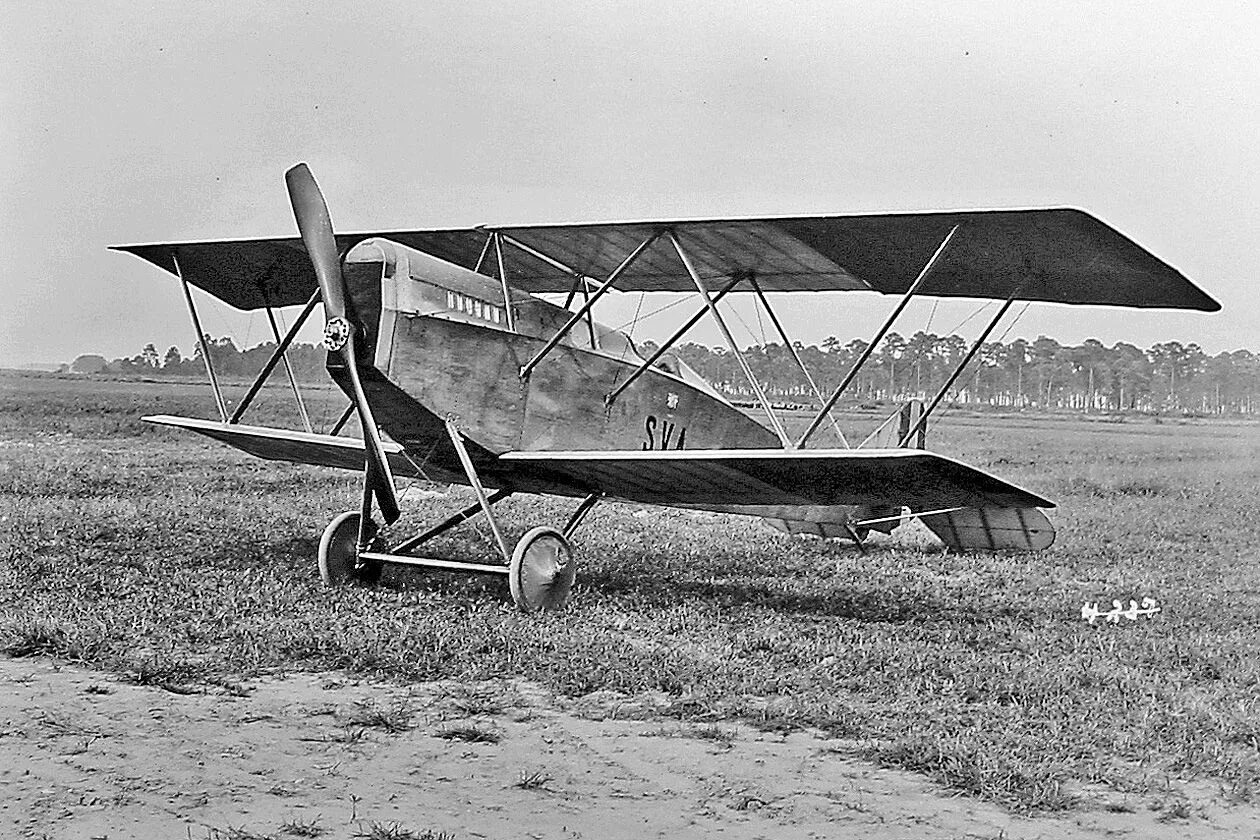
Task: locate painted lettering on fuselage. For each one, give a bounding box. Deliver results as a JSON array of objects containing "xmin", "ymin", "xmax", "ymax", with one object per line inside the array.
[{"xmin": 642, "ymin": 415, "xmax": 688, "ymax": 450}]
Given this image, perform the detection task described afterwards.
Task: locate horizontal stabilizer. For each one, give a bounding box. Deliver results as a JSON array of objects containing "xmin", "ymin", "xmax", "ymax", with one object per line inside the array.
[
  {"xmin": 500, "ymin": 448, "xmax": 1054, "ymax": 511},
  {"xmin": 919, "ymin": 507, "xmax": 1055, "ymax": 551}
]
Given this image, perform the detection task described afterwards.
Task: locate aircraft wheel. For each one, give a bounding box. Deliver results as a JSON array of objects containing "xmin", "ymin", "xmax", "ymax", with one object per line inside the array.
[
  {"xmin": 318, "ymin": 511, "xmax": 382, "ymax": 586},
  {"xmin": 509, "ymin": 526, "xmax": 576, "ymax": 613}
]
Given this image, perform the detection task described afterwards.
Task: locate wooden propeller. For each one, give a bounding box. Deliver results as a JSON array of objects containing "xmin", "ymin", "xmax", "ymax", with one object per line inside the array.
[{"xmin": 285, "ymin": 163, "xmax": 400, "ymax": 526}]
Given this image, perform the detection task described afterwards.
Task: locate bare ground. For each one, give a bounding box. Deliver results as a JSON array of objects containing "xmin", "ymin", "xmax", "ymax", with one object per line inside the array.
[{"xmin": 3, "ymin": 658, "xmax": 1257, "ymax": 839}]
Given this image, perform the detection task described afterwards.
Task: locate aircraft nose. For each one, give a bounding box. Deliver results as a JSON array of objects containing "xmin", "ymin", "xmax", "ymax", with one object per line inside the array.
[{"xmin": 337, "ymin": 244, "xmax": 390, "ymax": 370}]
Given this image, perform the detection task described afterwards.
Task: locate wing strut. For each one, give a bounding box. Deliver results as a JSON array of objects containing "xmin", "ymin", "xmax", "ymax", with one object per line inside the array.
[
  {"xmin": 670, "ymin": 231, "xmax": 793, "ymax": 448},
  {"xmin": 606, "ymin": 272, "xmax": 746, "ymax": 405},
  {"xmin": 445, "ymin": 419, "xmax": 512, "ymax": 564},
  {"xmin": 899, "ymin": 288, "xmax": 1019, "ymax": 446},
  {"xmin": 798, "ymin": 224, "xmax": 959, "ymax": 448},
  {"xmin": 174, "ymin": 251, "xmax": 229, "ymax": 422},
  {"xmin": 329, "ymin": 402, "xmax": 355, "ymax": 436},
  {"xmin": 517, "ymin": 230, "xmax": 662, "ymax": 379},
  {"xmin": 261, "ymin": 293, "xmax": 314, "ymax": 433},
  {"xmin": 492, "ymin": 232, "xmax": 517, "ymax": 331},
  {"xmin": 749, "ymin": 275, "xmax": 848, "ymax": 447},
  {"xmin": 472, "ymin": 231, "xmax": 493, "ymax": 273},
  {"xmin": 229, "ymin": 288, "xmax": 320, "ymax": 427}
]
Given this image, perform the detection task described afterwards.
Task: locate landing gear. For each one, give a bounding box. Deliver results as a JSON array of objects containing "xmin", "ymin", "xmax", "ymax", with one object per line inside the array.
[
  {"xmin": 510, "ymin": 527, "xmax": 576, "ymax": 613},
  {"xmin": 314, "ymin": 422, "xmax": 597, "ymax": 613},
  {"xmin": 318, "ymin": 511, "xmax": 383, "ymax": 585}
]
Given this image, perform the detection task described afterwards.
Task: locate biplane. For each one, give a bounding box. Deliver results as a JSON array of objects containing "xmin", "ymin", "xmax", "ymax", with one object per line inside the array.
[{"xmin": 112, "ymin": 164, "xmax": 1219, "ymax": 611}]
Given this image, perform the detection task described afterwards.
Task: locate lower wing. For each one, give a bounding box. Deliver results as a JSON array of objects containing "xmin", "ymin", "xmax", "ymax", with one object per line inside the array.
[
  {"xmin": 499, "ymin": 448, "xmax": 1054, "ymax": 511},
  {"xmin": 147, "ymin": 416, "xmax": 1055, "ymax": 548},
  {"xmin": 143, "ymin": 415, "xmax": 429, "ymax": 478}
]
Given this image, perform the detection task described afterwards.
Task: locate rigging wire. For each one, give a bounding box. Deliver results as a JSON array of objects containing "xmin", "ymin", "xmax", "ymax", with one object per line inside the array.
[
  {"xmin": 242, "ymin": 311, "xmax": 255, "ymax": 353},
  {"xmin": 939, "ymin": 299, "xmax": 995, "ymax": 337},
  {"xmin": 752, "ymin": 290, "xmax": 768, "ymax": 346},
  {"xmin": 996, "ymin": 302, "xmax": 1032, "ymax": 343},
  {"xmin": 619, "ymin": 290, "xmax": 647, "ymax": 364},
  {"xmin": 726, "ymin": 298, "xmax": 761, "ymax": 346},
  {"xmin": 924, "ymin": 300, "xmax": 1032, "ymax": 429},
  {"xmin": 611, "ymin": 294, "xmax": 691, "ymax": 332}
]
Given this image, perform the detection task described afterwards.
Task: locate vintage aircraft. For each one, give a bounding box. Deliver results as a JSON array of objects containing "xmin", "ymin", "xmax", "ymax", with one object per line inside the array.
[{"xmin": 113, "ymin": 164, "xmax": 1218, "ymax": 611}]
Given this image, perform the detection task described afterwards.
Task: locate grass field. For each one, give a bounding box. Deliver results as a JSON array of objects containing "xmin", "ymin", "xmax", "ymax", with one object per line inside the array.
[{"xmin": 3, "ymin": 370, "xmax": 1259, "ymax": 813}]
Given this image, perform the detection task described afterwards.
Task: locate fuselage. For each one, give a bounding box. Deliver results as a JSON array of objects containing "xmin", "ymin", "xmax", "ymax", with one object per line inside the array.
[{"xmin": 335, "ymin": 237, "xmax": 779, "ymax": 490}]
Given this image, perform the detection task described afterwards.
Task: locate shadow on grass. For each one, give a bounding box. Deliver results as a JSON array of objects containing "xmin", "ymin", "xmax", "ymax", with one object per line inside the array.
[
  {"xmin": 197, "ymin": 535, "xmax": 321, "ymax": 572},
  {"xmin": 593, "ymin": 568, "xmax": 1004, "ymax": 624},
  {"xmin": 207, "ymin": 527, "xmax": 1006, "ymax": 626}
]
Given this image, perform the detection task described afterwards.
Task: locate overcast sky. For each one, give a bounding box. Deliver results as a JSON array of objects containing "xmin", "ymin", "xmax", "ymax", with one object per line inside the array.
[{"xmin": 3, "ymin": 1, "xmax": 1256, "ymax": 367}]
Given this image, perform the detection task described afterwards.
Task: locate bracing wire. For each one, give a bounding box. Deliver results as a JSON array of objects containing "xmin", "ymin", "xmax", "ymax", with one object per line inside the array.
[
  {"xmin": 625, "ymin": 290, "xmax": 646, "ymax": 359},
  {"xmin": 242, "ymin": 311, "xmax": 255, "ymax": 353},
  {"xmin": 727, "ymin": 300, "xmax": 762, "ymax": 348},
  {"xmin": 752, "ymin": 291, "xmax": 768, "ymax": 346},
  {"xmin": 927, "ymin": 300, "xmax": 1031, "ymax": 429},
  {"xmin": 940, "ymin": 299, "xmax": 995, "ymax": 337},
  {"xmin": 996, "ymin": 302, "xmax": 1032, "ymax": 343},
  {"xmin": 611, "ymin": 294, "xmax": 691, "ymax": 332}
]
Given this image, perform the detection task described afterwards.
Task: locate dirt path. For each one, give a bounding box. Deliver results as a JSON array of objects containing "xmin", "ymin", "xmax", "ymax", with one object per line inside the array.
[{"xmin": 2, "ymin": 657, "xmax": 1255, "ymax": 839}]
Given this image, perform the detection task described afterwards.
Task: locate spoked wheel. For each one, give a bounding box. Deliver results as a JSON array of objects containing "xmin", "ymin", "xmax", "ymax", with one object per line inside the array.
[
  {"xmin": 318, "ymin": 511, "xmax": 383, "ymax": 586},
  {"xmin": 509, "ymin": 526, "xmax": 576, "ymax": 613}
]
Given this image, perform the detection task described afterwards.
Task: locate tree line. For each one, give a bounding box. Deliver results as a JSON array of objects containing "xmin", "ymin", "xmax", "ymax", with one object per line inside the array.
[{"xmin": 108, "ymin": 332, "xmax": 1260, "ymax": 415}]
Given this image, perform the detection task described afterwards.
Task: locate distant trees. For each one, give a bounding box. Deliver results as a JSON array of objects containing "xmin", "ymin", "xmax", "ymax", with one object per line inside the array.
[
  {"xmin": 108, "ymin": 335, "xmax": 327, "ymax": 382},
  {"xmin": 106, "ymin": 332, "xmax": 1260, "ymax": 415},
  {"xmin": 69, "ymin": 354, "xmax": 108, "ymax": 374},
  {"xmin": 647, "ymin": 333, "xmax": 1260, "ymax": 415}
]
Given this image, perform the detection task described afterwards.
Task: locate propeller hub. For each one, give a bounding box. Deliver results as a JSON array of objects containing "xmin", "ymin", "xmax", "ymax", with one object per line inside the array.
[{"xmin": 322, "ymin": 316, "xmax": 352, "ymax": 352}]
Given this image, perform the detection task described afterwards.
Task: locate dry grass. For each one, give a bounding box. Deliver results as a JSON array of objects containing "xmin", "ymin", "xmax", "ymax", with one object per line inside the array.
[
  {"xmin": 342, "ymin": 700, "xmax": 414, "ymax": 733},
  {"xmin": 3, "ymin": 371, "xmax": 1260, "ymax": 811},
  {"xmin": 434, "ymin": 722, "xmax": 501, "ymax": 744},
  {"xmin": 514, "ymin": 769, "xmax": 552, "ymax": 790}
]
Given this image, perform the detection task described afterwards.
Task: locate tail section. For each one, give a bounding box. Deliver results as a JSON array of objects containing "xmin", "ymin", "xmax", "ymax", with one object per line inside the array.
[
  {"xmin": 846, "ymin": 400, "xmax": 925, "ymax": 535},
  {"xmin": 761, "ymin": 400, "xmax": 1055, "ymax": 551},
  {"xmin": 763, "ymin": 400, "xmax": 926, "ymax": 543}
]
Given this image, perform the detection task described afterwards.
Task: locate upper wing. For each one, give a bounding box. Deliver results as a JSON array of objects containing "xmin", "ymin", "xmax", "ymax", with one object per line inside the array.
[
  {"xmin": 499, "ymin": 448, "xmax": 1054, "ymax": 511},
  {"xmin": 113, "ymin": 208, "xmax": 1217, "ymax": 311}
]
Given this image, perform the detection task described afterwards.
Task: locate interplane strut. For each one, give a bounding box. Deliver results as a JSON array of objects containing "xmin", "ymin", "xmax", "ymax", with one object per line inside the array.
[
  {"xmin": 749, "ymin": 276, "xmax": 848, "ymax": 447},
  {"xmin": 798, "ymin": 224, "xmax": 960, "ymax": 449},
  {"xmin": 518, "ymin": 230, "xmax": 662, "ymax": 379},
  {"xmin": 669, "ymin": 231, "xmax": 793, "ymax": 448},
  {"xmin": 174, "ymin": 251, "xmax": 228, "ymax": 422},
  {"xmin": 262, "ymin": 301, "xmax": 313, "ymax": 433},
  {"xmin": 898, "ymin": 290, "xmax": 1019, "ymax": 447},
  {"xmin": 229, "ymin": 288, "xmax": 320, "ymax": 427},
  {"xmin": 605, "ymin": 272, "xmax": 746, "ymax": 405}
]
